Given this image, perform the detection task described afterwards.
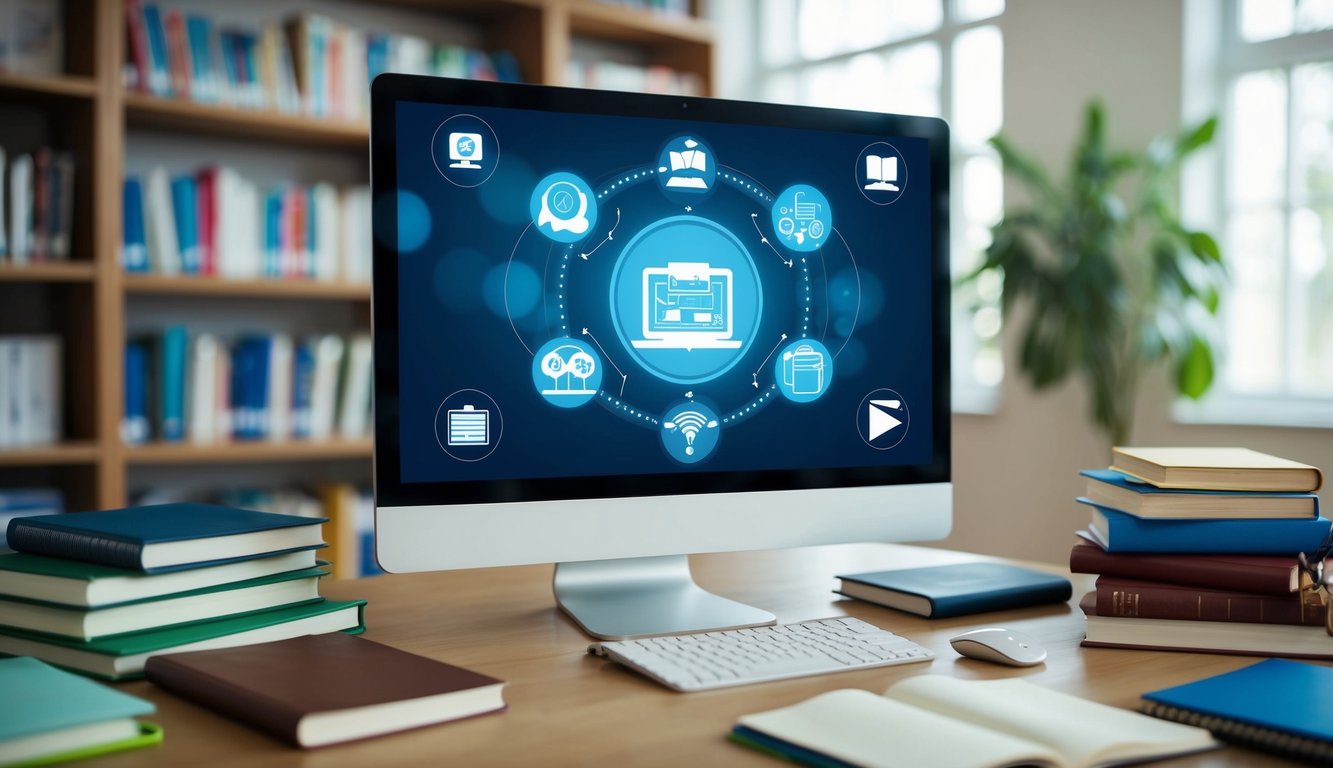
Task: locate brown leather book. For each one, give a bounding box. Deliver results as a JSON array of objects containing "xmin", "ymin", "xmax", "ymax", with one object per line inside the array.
[
  {"xmin": 1095, "ymin": 576, "xmax": 1325, "ymax": 626},
  {"xmin": 144, "ymin": 633, "xmax": 505, "ymax": 747},
  {"xmin": 1069, "ymin": 539, "xmax": 1304, "ymax": 595}
]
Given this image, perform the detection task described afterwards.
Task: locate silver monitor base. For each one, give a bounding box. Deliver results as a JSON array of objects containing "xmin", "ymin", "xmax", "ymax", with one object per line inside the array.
[{"xmin": 553, "ymin": 555, "xmax": 777, "ymax": 640}]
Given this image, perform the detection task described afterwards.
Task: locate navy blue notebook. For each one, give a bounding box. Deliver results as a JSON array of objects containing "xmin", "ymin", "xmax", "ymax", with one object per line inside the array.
[
  {"xmin": 835, "ymin": 562, "xmax": 1072, "ymax": 618},
  {"xmin": 1143, "ymin": 659, "xmax": 1333, "ymax": 763},
  {"xmin": 6, "ymin": 504, "xmax": 326, "ymax": 573},
  {"xmin": 1080, "ymin": 498, "xmax": 1332, "ymax": 554}
]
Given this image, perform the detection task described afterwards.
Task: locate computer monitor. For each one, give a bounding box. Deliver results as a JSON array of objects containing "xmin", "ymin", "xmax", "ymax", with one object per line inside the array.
[{"xmin": 370, "ymin": 76, "xmax": 952, "ymax": 640}]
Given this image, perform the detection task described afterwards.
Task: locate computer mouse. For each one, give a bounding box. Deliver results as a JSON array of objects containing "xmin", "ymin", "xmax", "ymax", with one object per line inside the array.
[{"xmin": 949, "ymin": 627, "xmax": 1047, "ymax": 667}]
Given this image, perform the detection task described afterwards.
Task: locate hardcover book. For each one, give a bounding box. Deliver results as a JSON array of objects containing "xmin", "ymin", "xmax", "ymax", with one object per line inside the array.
[
  {"xmin": 0, "ymin": 598, "xmax": 366, "ymax": 680},
  {"xmin": 1093, "ymin": 576, "xmax": 1324, "ymax": 626},
  {"xmin": 835, "ymin": 563, "xmax": 1072, "ymax": 618},
  {"xmin": 1079, "ymin": 500, "xmax": 1332, "ymax": 554},
  {"xmin": 1068, "ymin": 539, "xmax": 1305, "ymax": 595},
  {"xmin": 731, "ymin": 676, "xmax": 1216, "ymax": 768},
  {"xmin": 1111, "ymin": 447, "xmax": 1323, "ymax": 492},
  {"xmin": 1080, "ymin": 469, "xmax": 1318, "ymax": 520},
  {"xmin": 1080, "ymin": 594, "xmax": 1333, "ymax": 659},
  {"xmin": 1142, "ymin": 659, "xmax": 1333, "ymax": 764},
  {"xmin": 5, "ymin": 503, "xmax": 326, "ymax": 572},
  {"xmin": 144, "ymin": 633, "xmax": 505, "ymax": 747}
]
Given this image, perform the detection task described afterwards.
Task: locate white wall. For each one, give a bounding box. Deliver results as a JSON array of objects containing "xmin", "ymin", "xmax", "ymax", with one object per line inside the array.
[{"xmin": 714, "ymin": 0, "xmax": 1333, "ymax": 565}]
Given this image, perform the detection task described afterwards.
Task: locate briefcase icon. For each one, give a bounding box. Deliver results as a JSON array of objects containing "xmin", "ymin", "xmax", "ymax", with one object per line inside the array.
[{"xmin": 782, "ymin": 344, "xmax": 825, "ymax": 396}]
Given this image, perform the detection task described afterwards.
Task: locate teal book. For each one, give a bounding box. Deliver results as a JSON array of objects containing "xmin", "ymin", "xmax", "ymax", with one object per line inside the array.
[
  {"xmin": 1142, "ymin": 659, "xmax": 1333, "ymax": 763},
  {"xmin": 1079, "ymin": 499, "xmax": 1332, "ymax": 554},
  {"xmin": 0, "ymin": 567, "xmax": 327, "ymax": 640},
  {"xmin": 835, "ymin": 563, "xmax": 1072, "ymax": 618},
  {"xmin": 5, "ymin": 503, "xmax": 326, "ymax": 572},
  {"xmin": 0, "ymin": 598, "xmax": 367, "ymax": 680},
  {"xmin": 1080, "ymin": 469, "xmax": 1319, "ymax": 520},
  {"xmin": 0, "ymin": 656, "xmax": 159, "ymax": 765}
]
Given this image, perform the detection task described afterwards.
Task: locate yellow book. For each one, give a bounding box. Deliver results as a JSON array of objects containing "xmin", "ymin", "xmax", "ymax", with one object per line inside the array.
[{"xmin": 1111, "ymin": 447, "xmax": 1322, "ymax": 492}]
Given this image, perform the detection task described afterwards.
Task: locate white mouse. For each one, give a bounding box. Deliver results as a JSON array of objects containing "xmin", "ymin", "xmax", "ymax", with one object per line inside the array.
[{"xmin": 949, "ymin": 627, "xmax": 1047, "ymax": 667}]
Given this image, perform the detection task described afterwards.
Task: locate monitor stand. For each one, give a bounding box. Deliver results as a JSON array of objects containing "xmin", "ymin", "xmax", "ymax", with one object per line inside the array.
[{"xmin": 553, "ymin": 555, "xmax": 777, "ymax": 640}]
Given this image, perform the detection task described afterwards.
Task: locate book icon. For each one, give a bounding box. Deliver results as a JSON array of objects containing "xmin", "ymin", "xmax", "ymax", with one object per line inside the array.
[
  {"xmin": 447, "ymin": 405, "xmax": 489, "ymax": 446},
  {"xmin": 864, "ymin": 154, "xmax": 900, "ymax": 191}
]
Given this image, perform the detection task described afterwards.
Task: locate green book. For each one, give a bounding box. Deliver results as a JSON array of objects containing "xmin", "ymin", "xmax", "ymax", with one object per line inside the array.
[
  {"xmin": 0, "ymin": 657, "xmax": 160, "ymax": 766},
  {"xmin": 0, "ymin": 599, "xmax": 366, "ymax": 680},
  {"xmin": 0, "ymin": 567, "xmax": 328, "ymax": 640},
  {"xmin": 0, "ymin": 549, "xmax": 324, "ymax": 608}
]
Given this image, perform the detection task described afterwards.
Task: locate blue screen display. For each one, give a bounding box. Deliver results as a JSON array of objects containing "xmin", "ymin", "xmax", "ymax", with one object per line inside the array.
[{"xmin": 394, "ymin": 100, "xmax": 934, "ymax": 483}]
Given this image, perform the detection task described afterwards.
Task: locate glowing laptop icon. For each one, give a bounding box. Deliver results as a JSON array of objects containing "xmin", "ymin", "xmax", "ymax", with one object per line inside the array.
[{"xmin": 632, "ymin": 262, "xmax": 741, "ymax": 350}]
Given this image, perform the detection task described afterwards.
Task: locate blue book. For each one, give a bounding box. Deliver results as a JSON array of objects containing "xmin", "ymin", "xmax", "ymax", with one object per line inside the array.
[
  {"xmin": 1081, "ymin": 469, "xmax": 1318, "ymax": 520},
  {"xmin": 291, "ymin": 341, "xmax": 314, "ymax": 438},
  {"xmin": 1079, "ymin": 498, "xmax": 1332, "ymax": 554},
  {"xmin": 158, "ymin": 325, "xmax": 188, "ymax": 441},
  {"xmin": 366, "ymin": 34, "xmax": 389, "ymax": 82},
  {"xmin": 5, "ymin": 503, "xmax": 327, "ymax": 572},
  {"xmin": 263, "ymin": 188, "xmax": 282, "ymax": 277},
  {"xmin": 230, "ymin": 339, "xmax": 252, "ymax": 439},
  {"xmin": 835, "ymin": 562, "xmax": 1072, "ymax": 618},
  {"xmin": 170, "ymin": 176, "xmax": 200, "ymax": 274},
  {"xmin": 184, "ymin": 15, "xmax": 215, "ymax": 103},
  {"xmin": 141, "ymin": 3, "xmax": 172, "ymax": 97},
  {"xmin": 0, "ymin": 657, "xmax": 158, "ymax": 762},
  {"xmin": 1143, "ymin": 659, "xmax": 1333, "ymax": 763},
  {"xmin": 122, "ymin": 341, "xmax": 150, "ymax": 444},
  {"xmin": 121, "ymin": 178, "xmax": 148, "ymax": 272},
  {"xmin": 218, "ymin": 30, "xmax": 240, "ymax": 101}
]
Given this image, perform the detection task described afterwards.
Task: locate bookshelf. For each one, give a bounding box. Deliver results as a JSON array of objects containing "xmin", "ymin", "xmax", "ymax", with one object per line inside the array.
[{"xmin": 0, "ymin": 0, "xmax": 715, "ymax": 511}]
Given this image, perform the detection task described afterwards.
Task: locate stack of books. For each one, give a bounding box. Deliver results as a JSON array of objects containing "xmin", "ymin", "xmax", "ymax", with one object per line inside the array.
[
  {"xmin": 1072, "ymin": 447, "xmax": 1329, "ymax": 657},
  {"xmin": 2, "ymin": 145, "xmax": 76, "ymax": 264},
  {"xmin": 0, "ymin": 503, "xmax": 366, "ymax": 680}
]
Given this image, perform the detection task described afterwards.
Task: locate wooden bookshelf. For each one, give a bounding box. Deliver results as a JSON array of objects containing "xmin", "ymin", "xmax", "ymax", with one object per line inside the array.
[{"xmin": 3, "ymin": 0, "xmax": 714, "ymax": 510}]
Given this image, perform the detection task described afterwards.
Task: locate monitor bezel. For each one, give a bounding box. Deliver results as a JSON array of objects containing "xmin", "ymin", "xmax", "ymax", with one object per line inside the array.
[{"xmin": 370, "ymin": 74, "xmax": 951, "ymax": 508}]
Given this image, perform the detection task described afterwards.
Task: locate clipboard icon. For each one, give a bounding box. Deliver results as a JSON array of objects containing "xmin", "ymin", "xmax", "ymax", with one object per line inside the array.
[{"xmin": 447, "ymin": 405, "xmax": 489, "ymax": 446}]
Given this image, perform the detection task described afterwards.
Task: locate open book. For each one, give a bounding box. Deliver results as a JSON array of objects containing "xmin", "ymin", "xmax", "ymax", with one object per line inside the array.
[{"xmin": 732, "ymin": 676, "xmax": 1218, "ymax": 768}]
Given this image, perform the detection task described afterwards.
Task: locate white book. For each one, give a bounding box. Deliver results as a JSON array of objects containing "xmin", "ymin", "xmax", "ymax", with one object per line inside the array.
[
  {"xmin": 10, "ymin": 338, "xmax": 33, "ymax": 445},
  {"xmin": 308, "ymin": 334, "xmax": 344, "ymax": 440},
  {"xmin": 144, "ymin": 167, "xmax": 180, "ymax": 274},
  {"xmin": 0, "ymin": 146, "xmax": 7, "ymax": 259},
  {"xmin": 188, "ymin": 333, "xmax": 219, "ymax": 443},
  {"xmin": 311, "ymin": 183, "xmax": 339, "ymax": 280},
  {"xmin": 214, "ymin": 167, "xmax": 242, "ymax": 278},
  {"xmin": 267, "ymin": 333, "xmax": 293, "ymax": 441},
  {"xmin": 24, "ymin": 336, "xmax": 59, "ymax": 445},
  {"xmin": 9, "ymin": 153, "xmax": 32, "ymax": 263},
  {"xmin": 337, "ymin": 334, "xmax": 373, "ymax": 438},
  {"xmin": 0, "ymin": 340, "xmax": 18, "ymax": 446},
  {"xmin": 339, "ymin": 186, "xmax": 372, "ymax": 284},
  {"xmin": 341, "ymin": 27, "xmax": 368, "ymax": 121}
]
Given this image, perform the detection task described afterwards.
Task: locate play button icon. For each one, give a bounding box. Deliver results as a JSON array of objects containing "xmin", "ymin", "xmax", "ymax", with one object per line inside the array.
[{"xmin": 857, "ymin": 389, "xmax": 910, "ymax": 450}]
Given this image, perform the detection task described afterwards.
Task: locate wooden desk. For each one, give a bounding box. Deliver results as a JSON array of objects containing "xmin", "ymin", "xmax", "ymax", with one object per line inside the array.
[{"xmin": 92, "ymin": 544, "xmax": 1304, "ymax": 766}]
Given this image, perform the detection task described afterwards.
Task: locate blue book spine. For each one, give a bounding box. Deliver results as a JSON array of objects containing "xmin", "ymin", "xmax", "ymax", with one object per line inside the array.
[
  {"xmin": 218, "ymin": 31, "xmax": 240, "ymax": 100},
  {"xmin": 121, "ymin": 178, "xmax": 148, "ymax": 273},
  {"xmin": 291, "ymin": 342, "xmax": 314, "ymax": 438},
  {"xmin": 142, "ymin": 4, "xmax": 173, "ymax": 97},
  {"xmin": 310, "ymin": 26, "xmax": 326, "ymax": 116},
  {"xmin": 122, "ymin": 341, "xmax": 150, "ymax": 444},
  {"xmin": 170, "ymin": 176, "xmax": 200, "ymax": 274},
  {"xmin": 252, "ymin": 336, "xmax": 271, "ymax": 439},
  {"xmin": 305, "ymin": 187, "xmax": 318, "ymax": 277},
  {"xmin": 184, "ymin": 15, "xmax": 214, "ymax": 103},
  {"xmin": 366, "ymin": 34, "xmax": 389, "ymax": 83},
  {"xmin": 159, "ymin": 326, "xmax": 189, "ymax": 441},
  {"xmin": 263, "ymin": 190, "xmax": 282, "ymax": 277},
  {"xmin": 1082, "ymin": 499, "xmax": 1333, "ymax": 554},
  {"xmin": 229, "ymin": 340, "xmax": 247, "ymax": 439}
]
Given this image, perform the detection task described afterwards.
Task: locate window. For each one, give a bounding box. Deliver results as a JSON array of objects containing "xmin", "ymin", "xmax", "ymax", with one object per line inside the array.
[
  {"xmin": 1179, "ymin": 0, "xmax": 1333, "ymax": 427},
  {"xmin": 753, "ymin": 0, "xmax": 1005, "ymax": 413}
]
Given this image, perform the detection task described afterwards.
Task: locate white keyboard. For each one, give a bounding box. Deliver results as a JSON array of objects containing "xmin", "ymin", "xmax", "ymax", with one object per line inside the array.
[{"xmin": 588, "ymin": 617, "xmax": 934, "ymax": 692}]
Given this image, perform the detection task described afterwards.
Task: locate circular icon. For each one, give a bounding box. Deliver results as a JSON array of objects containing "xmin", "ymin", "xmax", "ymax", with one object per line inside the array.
[
  {"xmin": 430, "ymin": 114, "xmax": 500, "ymax": 188},
  {"xmin": 531, "ymin": 337, "xmax": 603, "ymax": 408},
  {"xmin": 530, "ymin": 172, "xmax": 599, "ymax": 244},
  {"xmin": 774, "ymin": 338, "xmax": 833, "ymax": 403},
  {"xmin": 856, "ymin": 388, "xmax": 910, "ymax": 450},
  {"xmin": 655, "ymin": 134, "xmax": 718, "ymax": 203},
  {"xmin": 856, "ymin": 142, "xmax": 908, "ymax": 205},
  {"xmin": 609, "ymin": 216, "xmax": 763, "ymax": 385},
  {"xmin": 660, "ymin": 400, "xmax": 721, "ymax": 464},
  {"xmin": 434, "ymin": 389, "xmax": 503, "ymax": 462},
  {"xmin": 771, "ymin": 184, "xmax": 832, "ymax": 253}
]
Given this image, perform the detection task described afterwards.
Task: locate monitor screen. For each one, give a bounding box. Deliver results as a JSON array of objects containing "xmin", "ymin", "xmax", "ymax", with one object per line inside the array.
[{"xmin": 372, "ymin": 78, "xmax": 949, "ymax": 510}]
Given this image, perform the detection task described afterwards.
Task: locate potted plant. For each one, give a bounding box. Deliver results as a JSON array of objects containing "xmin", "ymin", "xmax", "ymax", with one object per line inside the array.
[{"xmin": 963, "ymin": 101, "xmax": 1225, "ymax": 445}]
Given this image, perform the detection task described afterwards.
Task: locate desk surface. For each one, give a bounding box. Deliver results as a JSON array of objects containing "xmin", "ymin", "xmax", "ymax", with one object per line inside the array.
[{"xmin": 91, "ymin": 544, "xmax": 1308, "ymax": 766}]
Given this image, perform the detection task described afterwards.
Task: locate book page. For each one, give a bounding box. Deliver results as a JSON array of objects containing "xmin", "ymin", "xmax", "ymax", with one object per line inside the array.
[
  {"xmin": 738, "ymin": 689, "xmax": 1062, "ymax": 768},
  {"xmin": 887, "ymin": 676, "xmax": 1216, "ymax": 768}
]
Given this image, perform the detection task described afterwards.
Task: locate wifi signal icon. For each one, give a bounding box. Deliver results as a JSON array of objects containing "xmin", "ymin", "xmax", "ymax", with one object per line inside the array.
[{"xmin": 662, "ymin": 405, "xmax": 720, "ymax": 461}]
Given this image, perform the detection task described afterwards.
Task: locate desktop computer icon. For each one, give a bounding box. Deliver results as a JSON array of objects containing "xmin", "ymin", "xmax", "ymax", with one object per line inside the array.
[
  {"xmin": 448, "ymin": 132, "xmax": 483, "ymax": 169},
  {"xmin": 632, "ymin": 262, "xmax": 742, "ymax": 350}
]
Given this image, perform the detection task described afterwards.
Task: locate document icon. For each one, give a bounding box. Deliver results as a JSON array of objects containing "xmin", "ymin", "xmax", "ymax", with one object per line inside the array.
[{"xmin": 447, "ymin": 405, "xmax": 489, "ymax": 446}]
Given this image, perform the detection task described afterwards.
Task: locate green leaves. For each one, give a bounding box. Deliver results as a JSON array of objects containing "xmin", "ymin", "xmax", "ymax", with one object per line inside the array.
[{"xmin": 964, "ymin": 101, "xmax": 1224, "ymax": 444}]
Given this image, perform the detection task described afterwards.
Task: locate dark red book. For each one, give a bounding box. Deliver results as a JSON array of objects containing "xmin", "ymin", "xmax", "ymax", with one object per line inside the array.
[
  {"xmin": 1095, "ymin": 576, "xmax": 1325, "ymax": 626},
  {"xmin": 164, "ymin": 10, "xmax": 190, "ymax": 100},
  {"xmin": 124, "ymin": 0, "xmax": 150, "ymax": 93},
  {"xmin": 195, "ymin": 167, "xmax": 216, "ymax": 274},
  {"xmin": 1070, "ymin": 539, "xmax": 1304, "ymax": 596}
]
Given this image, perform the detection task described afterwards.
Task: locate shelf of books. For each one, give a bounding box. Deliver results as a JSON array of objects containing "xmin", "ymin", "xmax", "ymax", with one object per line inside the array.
[
  {"xmin": 122, "ymin": 275, "xmax": 370, "ymax": 301},
  {"xmin": 124, "ymin": 438, "xmax": 374, "ymax": 465}
]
